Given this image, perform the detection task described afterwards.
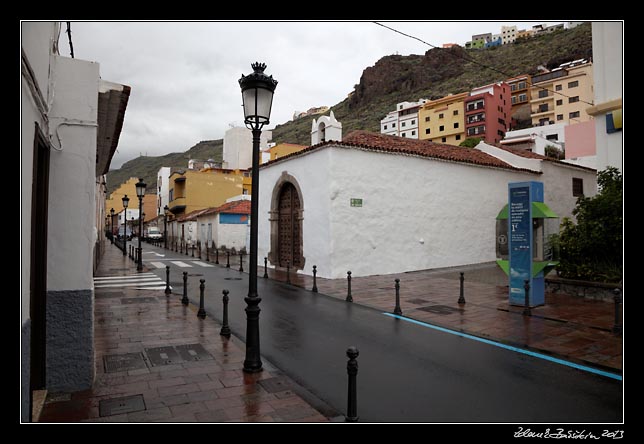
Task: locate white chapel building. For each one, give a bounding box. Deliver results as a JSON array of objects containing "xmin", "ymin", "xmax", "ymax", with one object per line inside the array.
[{"xmin": 258, "ymin": 114, "xmax": 597, "ymax": 279}]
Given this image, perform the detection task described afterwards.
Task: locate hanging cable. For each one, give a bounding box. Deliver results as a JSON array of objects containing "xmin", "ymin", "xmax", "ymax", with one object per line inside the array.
[
  {"xmin": 373, "ymin": 22, "xmax": 594, "ymax": 107},
  {"xmin": 66, "ymin": 22, "xmax": 74, "ymax": 58}
]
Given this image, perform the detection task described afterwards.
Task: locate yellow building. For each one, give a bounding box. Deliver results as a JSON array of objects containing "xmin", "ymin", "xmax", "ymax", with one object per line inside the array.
[
  {"xmin": 418, "ymin": 92, "xmax": 468, "ymax": 145},
  {"xmin": 530, "ymin": 60, "xmax": 594, "ymax": 127},
  {"xmin": 269, "ymin": 143, "xmax": 307, "ymax": 161},
  {"xmin": 168, "ymin": 169, "xmax": 249, "ymax": 217},
  {"xmin": 105, "ymin": 177, "xmax": 139, "ymax": 214}
]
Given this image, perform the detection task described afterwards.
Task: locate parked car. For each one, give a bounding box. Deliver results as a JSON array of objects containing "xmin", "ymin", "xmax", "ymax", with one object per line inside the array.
[{"xmin": 146, "ymin": 226, "xmax": 163, "ymax": 241}]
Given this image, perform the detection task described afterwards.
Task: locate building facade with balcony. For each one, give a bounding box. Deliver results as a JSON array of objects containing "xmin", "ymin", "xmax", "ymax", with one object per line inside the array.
[
  {"xmin": 530, "ymin": 59, "xmax": 594, "ymax": 127},
  {"xmin": 506, "ymin": 74, "xmax": 532, "ymax": 125},
  {"xmin": 464, "ymin": 82, "xmax": 511, "ymax": 144},
  {"xmin": 379, "ymin": 99, "xmax": 429, "ymax": 139},
  {"xmin": 418, "ymin": 92, "xmax": 467, "ymax": 145},
  {"xmin": 167, "ymin": 169, "xmax": 248, "ymax": 218}
]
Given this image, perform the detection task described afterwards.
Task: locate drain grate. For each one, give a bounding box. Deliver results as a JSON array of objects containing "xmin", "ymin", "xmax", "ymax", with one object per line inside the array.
[
  {"xmin": 99, "ymin": 394, "xmax": 145, "ymax": 417},
  {"xmin": 407, "ymin": 298, "xmax": 432, "ymax": 305},
  {"xmin": 144, "ymin": 346, "xmax": 183, "ymax": 366},
  {"xmin": 224, "ymin": 277, "xmax": 243, "ymax": 281},
  {"xmin": 121, "ymin": 297, "xmax": 158, "ymax": 304},
  {"xmin": 416, "ymin": 305, "xmax": 460, "ymax": 315},
  {"xmin": 258, "ymin": 376, "xmax": 292, "ymax": 393},
  {"xmin": 175, "ymin": 343, "xmax": 213, "ymax": 362},
  {"xmin": 104, "ymin": 352, "xmax": 148, "ymax": 373}
]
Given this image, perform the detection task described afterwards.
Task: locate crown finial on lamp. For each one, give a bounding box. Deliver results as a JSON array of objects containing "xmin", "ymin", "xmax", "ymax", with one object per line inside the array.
[{"xmin": 251, "ymin": 62, "xmax": 266, "ymax": 73}]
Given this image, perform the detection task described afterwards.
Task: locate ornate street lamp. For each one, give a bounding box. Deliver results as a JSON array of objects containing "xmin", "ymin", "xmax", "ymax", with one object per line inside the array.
[
  {"xmin": 109, "ymin": 208, "xmax": 115, "ymax": 244},
  {"xmin": 163, "ymin": 205, "xmax": 169, "ymax": 249},
  {"xmin": 238, "ymin": 62, "xmax": 278, "ymax": 373},
  {"xmin": 135, "ymin": 178, "xmax": 146, "ymax": 271},
  {"xmin": 122, "ymin": 195, "xmax": 129, "ymax": 256}
]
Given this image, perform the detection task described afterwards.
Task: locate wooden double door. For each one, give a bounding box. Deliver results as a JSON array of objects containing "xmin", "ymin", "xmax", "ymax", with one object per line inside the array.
[{"xmin": 277, "ymin": 182, "xmax": 302, "ymax": 269}]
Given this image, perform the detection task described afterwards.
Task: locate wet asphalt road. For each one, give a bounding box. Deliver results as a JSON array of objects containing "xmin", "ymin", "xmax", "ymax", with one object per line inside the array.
[{"xmin": 146, "ymin": 250, "xmax": 622, "ymax": 423}]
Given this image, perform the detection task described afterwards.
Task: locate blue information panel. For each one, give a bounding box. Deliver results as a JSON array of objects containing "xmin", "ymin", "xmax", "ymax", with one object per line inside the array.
[{"xmin": 509, "ymin": 184, "xmax": 532, "ymax": 305}]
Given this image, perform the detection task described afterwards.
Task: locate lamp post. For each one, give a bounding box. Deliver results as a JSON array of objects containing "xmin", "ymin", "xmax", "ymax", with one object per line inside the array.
[
  {"xmin": 135, "ymin": 178, "xmax": 146, "ymax": 272},
  {"xmin": 238, "ymin": 62, "xmax": 277, "ymax": 373},
  {"xmin": 121, "ymin": 195, "xmax": 129, "ymax": 256},
  {"xmin": 109, "ymin": 208, "xmax": 114, "ymax": 244},
  {"xmin": 163, "ymin": 205, "xmax": 169, "ymax": 249}
]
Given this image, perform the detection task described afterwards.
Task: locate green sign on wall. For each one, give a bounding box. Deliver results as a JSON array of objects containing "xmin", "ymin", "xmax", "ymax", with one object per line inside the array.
[{"xmin": 350, "ymin": 198, "xmax": 363, "ymax": 207}]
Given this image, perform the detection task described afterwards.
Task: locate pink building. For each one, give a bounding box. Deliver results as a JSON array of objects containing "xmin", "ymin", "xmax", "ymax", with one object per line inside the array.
[
  {"xmin": 564, "ymin": 120, "xmax": 596, "ymax": 169},
  {"xmin": 464, "ymin": 82, "xmax": 511, "ymax": 144}
]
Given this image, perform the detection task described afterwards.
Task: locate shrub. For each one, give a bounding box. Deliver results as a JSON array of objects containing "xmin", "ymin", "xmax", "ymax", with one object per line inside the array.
[{"xmin": 557, "ymin": 167, "xmax": 622, "ymax": 282}]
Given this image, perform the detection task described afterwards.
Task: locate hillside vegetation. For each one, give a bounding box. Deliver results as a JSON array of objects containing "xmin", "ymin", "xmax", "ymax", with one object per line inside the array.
[{"xmin": 107, "ymin": 23, "xmax": 592, "ymax": 192}]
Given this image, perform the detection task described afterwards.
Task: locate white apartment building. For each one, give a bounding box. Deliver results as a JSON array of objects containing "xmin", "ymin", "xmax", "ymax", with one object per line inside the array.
[
  {"xmin": 379, "ymin": 98, "xmax": 429, "ymax": 139},
  {"xmin": 156, "ymin": 166, "xmax": 171, "ymax": 216},
  {"xmin": 500, "ymin": 122, "xmax": 566, "ymax": 156},
  {"xmin": 501, "ymin": 25, "xmax": 517, "ymax": 44}
]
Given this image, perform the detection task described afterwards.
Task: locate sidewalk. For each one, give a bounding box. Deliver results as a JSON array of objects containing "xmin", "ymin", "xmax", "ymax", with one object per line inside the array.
[
  {"xmin": 261, "ymin": 263, "xmax": 622, "ymax": 373},
  {"xmin": 38, "ymin": 242, "xmax": 330, "ymax": 423}
]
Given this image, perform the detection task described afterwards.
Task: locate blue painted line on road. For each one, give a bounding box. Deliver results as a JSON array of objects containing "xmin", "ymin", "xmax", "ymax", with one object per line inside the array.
[{"xmin": 383, "ymin": 312, "xmax": 622, "ymax": 381}]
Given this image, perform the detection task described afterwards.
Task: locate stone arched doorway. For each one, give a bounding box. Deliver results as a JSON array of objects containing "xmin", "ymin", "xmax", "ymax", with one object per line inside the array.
[{"xmin": 269, "ymin": 173, "xmax": 304, "ymax": 270}]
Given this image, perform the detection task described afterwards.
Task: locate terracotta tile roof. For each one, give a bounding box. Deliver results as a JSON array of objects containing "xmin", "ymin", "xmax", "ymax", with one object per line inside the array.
[
  {"xmin": 176, "ymin": 207, "xmax": 212, "ymax": 222},
  {"xmin": 200, "ymin": 200, "xmax": 251, "ymax": 217}
]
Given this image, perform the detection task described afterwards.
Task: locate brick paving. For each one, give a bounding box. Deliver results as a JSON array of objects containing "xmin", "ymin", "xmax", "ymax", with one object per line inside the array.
[
  {"xmin": 262, "ymin": 263, "xmax": 623, "ymax": 372},
  {"xmin": 38, "ymin": 243, "xmax": 330, "ymax": 423}
]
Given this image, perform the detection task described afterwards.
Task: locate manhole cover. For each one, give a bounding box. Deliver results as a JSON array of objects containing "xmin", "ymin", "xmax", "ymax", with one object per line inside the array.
[
  {"xmin": 258, "ymin": 376, "xmax": 292, "ymax": 393},
  {"xmin": 224, "ymin": 277, "xmax": 243, "ymax": 281},
  {"xmin": 416, "ymin": 305, "xmax": 460, "ymax": 315},
  {"xmin": 121, "ymin": 297, "xmax": 158, "ymax": 304},
  {"xmin": 104, "ymin": 353, "xmax": 148, "ymax": 373},
  {"xmin": 99, "ymin": 394, "xmax": 145, "ymax": 417},
  {"xmin": 175, "ymin": 343, "xmax": 213, "ymax": 362},
  {"xmin": 408, "ymin": 298, "xmax": 432, "ymax": 305},
  {"xmin": 145, "ymin": 346, "xmax": 183, "ymax": 366}
]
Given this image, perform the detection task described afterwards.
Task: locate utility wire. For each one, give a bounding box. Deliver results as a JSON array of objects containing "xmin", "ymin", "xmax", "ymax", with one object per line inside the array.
[
  {"xmin": 373, "ymin": 22, "xmax": 594, "ymax": 108},
  {"xmin": 66, "ymin": 22, "xmax": 74, "ymax": 58}
]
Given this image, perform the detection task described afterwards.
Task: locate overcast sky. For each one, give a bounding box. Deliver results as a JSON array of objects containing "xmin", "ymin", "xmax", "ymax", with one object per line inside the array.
[{"xmin": 68, "ymin": 21, "xmax": 563, "ymax": 168}]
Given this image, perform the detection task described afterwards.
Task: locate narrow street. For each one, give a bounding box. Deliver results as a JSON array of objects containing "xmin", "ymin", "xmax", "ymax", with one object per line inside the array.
[{"xmin": 142, "ymin": 246, "xmax": 622, "ymax": 423}]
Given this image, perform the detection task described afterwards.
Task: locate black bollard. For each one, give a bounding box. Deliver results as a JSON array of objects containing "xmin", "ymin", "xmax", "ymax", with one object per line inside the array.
[
  {"xmin": 346, "ymin": 271, "xmax": 353, "ymax": 302},
  {"xmin": 523, "ymin": 279, "xmax": 531, "ymax": 316},
  {"xmin": 458, "ymin": 272, "xmax": 466, "ymax": 304},
  {"xmin": 226, "ymin": 250, "xmax": 230, "ymax": 268},
  {"xmin": 186, "ymin": 242, "xmax": 189, "ymax": 256},
  {"xmin": 181, "ymin": 271, "xmax": 189, "ymax": 305},
  {"xmin": 312, "ymin": 265, "xmax": 318, "ymax": 293},
  {"xmin": 220, "ymin": 289, "xmax": 231, "ymax": 338},
  {"xmin": 197, "ymin": 279, "xmax": 206, "ymax": 319},
  {"xmin": 393, "ymin": 278, "xmax": 402, "ymax": 315},
  {"xmin": 612, "ymin": 288, "xmax": 622, "ymax": 335},
  {"xmin": 165, "ymin": 265, "xmax": 171, "ymax": 295},
  {"xmin": 205, "ymin": 245, "xmax": 209, "ymax": 262},
  {"xmin": 345, "ymin": 346, "xmax": 359, "ymax": 423},
  {"xmin": 191, "ymin": 244, "xmax": 194, "ymax": 257},
  {"xmin": 286, "ymin": 260, "xmax": 291, "ymax": 284},
  {"xmin": 239, "ymin": 252, "xmax": 244, "ymax": 272},
  {"xmin": 215, "ymin": 246, "xmax": 219, "ymax": 265},
  {"xmin": 263, "ymin": 257, "xmax": 268, "ymax": 279}
]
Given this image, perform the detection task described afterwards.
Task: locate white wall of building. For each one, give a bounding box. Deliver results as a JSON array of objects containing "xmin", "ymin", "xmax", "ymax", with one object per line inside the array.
[
  {"xmin": 46, "ymin": 55, "xmax": 100, "ymax": 292},
  {"xmin": 22, "ymin": 23, "xmax": 59, "ymax": 324},
  {"xmin": 327, "ymin": 147, "xmax": 534, "ymax": 278},
  {"xmin": 502, "ymin": 123, "xmax": 566, "ymax": 155},
  {"xmin": 157, "ymin": 166, "xmax": 170, "ymax": 216},
  {"xmin": 223, "ymin": 126, "xmax": 272, "ymax": 170},
  {"xmin": 591, "ymin": 22, "xmax": 623, "ymax": 172},
  {"xmin": 258, "ymin": 148, "xmax": 333, "ymax": 275},
  {"xmin": 216, "ymin": 214, "xmax": 249, "ymax": 251}
]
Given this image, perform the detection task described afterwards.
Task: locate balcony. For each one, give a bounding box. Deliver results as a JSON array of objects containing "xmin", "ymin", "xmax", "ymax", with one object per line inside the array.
[{"xmin": 168, "ymin": 197, "xmax": 186, "ymax": 214}]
